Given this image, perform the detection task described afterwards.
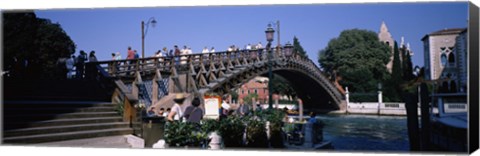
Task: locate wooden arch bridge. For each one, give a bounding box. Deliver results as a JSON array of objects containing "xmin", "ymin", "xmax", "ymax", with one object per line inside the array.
[{"xmin": 89, "ymin": 47, "xmax": 346, "ymax": 119}]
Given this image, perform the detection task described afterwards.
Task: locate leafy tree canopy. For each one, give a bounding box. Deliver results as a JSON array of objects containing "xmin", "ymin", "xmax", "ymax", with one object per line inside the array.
[
  {"xmin": 271, "ymin": 74, "xmax": 297, "ymax": 98},
  {"xmin": 318, "ymin": 29, "xmax": 390, "ymax": 93},
  {"xmin": 3, "ymin": 12, "xmax": 76, "ymax": 79}
]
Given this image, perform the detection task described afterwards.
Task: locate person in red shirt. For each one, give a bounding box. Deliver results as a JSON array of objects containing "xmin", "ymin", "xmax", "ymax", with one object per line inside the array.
[
  {"xmin": 127, "ymin": 46, "xmax": 135, "ymax": 75},
  {"xmin": 127, "ymin": 46, "xmax": 135, "ymax": 59}
]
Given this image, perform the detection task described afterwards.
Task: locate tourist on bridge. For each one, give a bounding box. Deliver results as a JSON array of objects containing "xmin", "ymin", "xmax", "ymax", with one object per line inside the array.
[
  {"xmin": 256, "ymin": 42, "xmax": 263, "ymax": 57},
  {"xmin": 210, "ymin": 47, "xmax": 216, "ymax": 53},
  {"xmin": 202, "ymin": 47, "xmax": 209, "ymax": 53},
  {"xmin": 167, "ymin": 93, "xmax": 186, "ymax": 122},
  {"xmin": 89, "ymin": 51, "xmax": 98, "ymax": 62},
  {"xmin": 180, "ymin": 46, "xmax": 190, "ymax": 64},
  {"xmin": 183, "ymin": 97, "xmax": 204, "ymax": 123},
  {"xmin": 186, "ymin": 47, "xmax": 193, "ymax": 55},
  {"xmin": 162, "ymin": 47, "xmax": 168, "ymax": 56},
  {"xmin": 66, "ymin": 55, "xmax": 75, "ymax": 79},
  {"xmin": 155, "ymin": 50, "xmax": 162, "ymax": 57},
  {"xmin": 86, "ymin": 51, "xmax": 98, "ymax": 80},
  {"xmin": 174, "ymin": 45, "xmax": 181, "ymax": 65},
  {"xmin": 181, "ymin": 45, "xmax": 188, "ymax": 54},
  {"xmin": 75, "ymin": 50, "xmax": 88, "ymax": 79},
  {"xmin": 246, "ymin": 43, "xmax": 252, "ymax": 51},
  {"xmin": 134, "ymin": 50, "xmax": 139, "ymax": 59},
  {"xmin": 112, "ymin": 52, "xmax": 122, "ymax": 73},
  {"xmin": 126, "ymin": 46, "xmax": 135, "ymax": 75}
]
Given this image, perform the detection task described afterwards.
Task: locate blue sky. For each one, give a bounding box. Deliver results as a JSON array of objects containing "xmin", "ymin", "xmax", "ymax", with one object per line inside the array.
[{"xmin": 35, "ymin": 2, "xmax": 468, "ymax": 67}]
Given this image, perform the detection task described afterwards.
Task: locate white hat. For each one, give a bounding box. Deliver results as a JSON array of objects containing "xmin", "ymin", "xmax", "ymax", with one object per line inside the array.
[{"xmin": 221, "ymin": 101, "xmax": 230, "ymax": 110}]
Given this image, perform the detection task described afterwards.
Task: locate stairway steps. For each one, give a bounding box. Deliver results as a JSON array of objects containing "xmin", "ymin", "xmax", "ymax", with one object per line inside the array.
[
  {"xmin": 4, "ymin": 117, "xmax": 125, "ymax": 130},
  {"xmin": 4, "ymin": 112, "xmax": 120, "ymax": 121},
  {"xmin": 5, "ymin": 122, "xmax": 130, "ymax": 137},
  {"xmin": 5, "ymin": 106, "xmax": 116, "ymax": 112},
  {"xmin": 3, "ymin": 128, "xmax": 133, "ymax": 144},
  {"xmin": 4, "ymin": 101, "xmax": 115, "ymax": 108}
]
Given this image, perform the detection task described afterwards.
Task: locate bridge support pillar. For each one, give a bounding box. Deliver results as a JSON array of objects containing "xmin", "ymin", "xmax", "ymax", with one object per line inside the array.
[
  {"xmin": 298, "ymin": 99, "xmax": 303, "ymax": 121},
  {"xmin": 275, "ymin": 98, "xmax": 279, "ymax": 109},
  {"xmin": 252, "ymin": 98, "xmax": 257, "ymax": 113}
]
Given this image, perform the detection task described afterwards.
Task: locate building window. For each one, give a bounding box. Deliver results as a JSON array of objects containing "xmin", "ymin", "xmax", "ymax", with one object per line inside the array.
[
  {"xmin": 440, "ymin": 53, "xmax": 447, "ymax": 66},
  {"xmin": 448, "ymin": 52, "xmax": 455, "ymax": 64},
  {"xmin": 450, "ymin": 81, "xmax": 457, "ymax": 93},
  {"xmin": 248, "ymin": 90, "xmax": 250, "ymax": 94},
  {"xmin": 254, "ymin": 89, "xmax": 258, "ymax": 94},
  {"xmin": 241, "ymin": 89, "xmax": 244, "ymax": 94}
]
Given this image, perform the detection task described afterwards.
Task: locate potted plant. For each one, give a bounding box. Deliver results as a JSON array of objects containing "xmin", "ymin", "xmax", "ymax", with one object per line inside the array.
[
  {"xmin": 246, "ymin": 116, "xmax": 268, "ymax": 148},
  {"xmin": 218, "ymin": 116, "xmax": 246, "ymax": 148},
  {"xmin": 164, "ymin": 121, "xmax": 208, "ymax": 148}
]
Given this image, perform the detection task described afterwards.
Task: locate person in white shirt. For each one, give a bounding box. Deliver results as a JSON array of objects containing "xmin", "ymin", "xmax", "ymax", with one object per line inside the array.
[
  {"xmin": 66, "ymin": 55, "xmax": 75, "ymax": 79},
  {"xmin": 163, "ymin": 108, "xmax": 171, "ymax": 117},
  {"xmin": 256, "ymin": 42, "xmax": 263, "ymax": 50},
  {"xmin": 202, "ymin": 47, "xmax": 209, "ymax": 53},
  {"xmin": 181, "ymin": 45, "xmax": 188, "ymax": 55},
  {"xmin": 227, "ymin": 45, "xmax": 233, "ymax": 52},
  {"xmin": 186, "ymin": 47, "xmax": 193, "ymax": 55},
  {"xmin": 167, "ymin": 93, "xmax": 186, "ymax": 121},
  {"xmin": 210, "ymin": 47, "xmax": 216, "ymax": 53},
  {"xmin": 246, "ymin": 44, "xmax": 252, "ymax": 51},
  {"xmin": 155, "ymin": 50, "xmax": 162, "ymax": 57}
]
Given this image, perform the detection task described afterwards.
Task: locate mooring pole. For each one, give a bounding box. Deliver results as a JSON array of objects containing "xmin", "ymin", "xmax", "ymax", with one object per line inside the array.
[
  {"xmin": 405, "ymin": 91, "xmax": 420, "ymax": 151},
  {"xmin": 420, "ymin": 83, "xmax": 431, "ymax": 151}
]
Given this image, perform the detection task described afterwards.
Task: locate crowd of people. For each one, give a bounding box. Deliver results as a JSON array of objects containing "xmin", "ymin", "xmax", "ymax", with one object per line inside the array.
[
  {"xmin": 63, "ymin": 50, "xmax": 97, "ymax": 79},
  {"xmin": 145, "ymin": 93, "xmax": 266, "ymax": 124},
  {"xmin": 51, "ymin": 41, "xmax": 275, "ymax": 79}
]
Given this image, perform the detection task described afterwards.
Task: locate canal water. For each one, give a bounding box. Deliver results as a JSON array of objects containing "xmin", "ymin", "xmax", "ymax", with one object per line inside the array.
[{"xmin": 317, "ymin": 114, "xmax": 409, "ymax": 152}]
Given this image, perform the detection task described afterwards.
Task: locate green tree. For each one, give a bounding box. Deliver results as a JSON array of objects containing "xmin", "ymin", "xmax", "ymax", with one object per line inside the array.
[
  {"xmin": 271, "ymin": 74, "xmax": 296, "ymax": 98},
  {"xmin": 293, "ymin": 36, "xmax": 308, "ymax": 58},
  {"xmin": 391, "ymin": 41, "xmax": 402, "ymax": 82},
  {"xmin": 318, "ymin": 29, "xmax": 390, "ymax": 93},
  {"xmin": 402, "ymin": 48, "xmax": 414, "ymax": 81},
  {"xmin": 3, "ymin": 12, "xmax": 76, "ymax": 79},
  {"xmin": 242, "ymin": 93, "xmax": 259, "ymax": 106},
  {"xmin": 230, "ymin": 91, "xmax": 239, "ymax": 103}
]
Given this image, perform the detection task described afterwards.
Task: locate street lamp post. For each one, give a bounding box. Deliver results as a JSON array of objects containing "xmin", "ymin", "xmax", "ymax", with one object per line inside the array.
[
  {"xmin": 265, "ymin": 24, "xmax": 275, "ymax": 110},
  {"xmin": 284, "ymin": 42, "xmax": 293, "ymax": 57},
  {"xmin": 141, "ymin": 17, "xmax": 157, "ymax": 59}
]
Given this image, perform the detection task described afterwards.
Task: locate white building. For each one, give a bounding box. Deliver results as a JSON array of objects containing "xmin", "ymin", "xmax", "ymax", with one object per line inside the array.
[{"xmin": 422, "ymin": 28, "xmax": 467, "ymax": 93}]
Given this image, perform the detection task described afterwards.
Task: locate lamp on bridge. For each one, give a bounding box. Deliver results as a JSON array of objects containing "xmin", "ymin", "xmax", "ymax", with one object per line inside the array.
[
  {"xmin": 265, "ymin": 24, "xmax": 275, "ymax": 110},
  {"xmin": 284, "ymin": 42, "xmax": 293, "ymax": 57},
  {"xmin": 141, "ymin": 17, "xmax": 157, "ymax": 59}
]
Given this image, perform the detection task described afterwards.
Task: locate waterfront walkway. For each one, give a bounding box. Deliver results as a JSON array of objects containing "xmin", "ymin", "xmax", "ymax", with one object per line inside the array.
[{"xmin": 36, "ymin": 135, "xmax": 143, "ymax": 148}]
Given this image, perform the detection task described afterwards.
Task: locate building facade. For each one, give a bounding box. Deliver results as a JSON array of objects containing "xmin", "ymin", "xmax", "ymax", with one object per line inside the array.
[
  {"xmin": 237, "ymin": 77, "xmax": 269, "ymax": 104},
  {"xmin": 422, "ymin": 28, "xmax": 467, "ymax": 93},
  {"xmin": 378, "ymin": 21, "xmax": 414, "ymax": 73},
  {"xmin": 378, "ymin": 21, "xmax": 395, "ymax": 73}
]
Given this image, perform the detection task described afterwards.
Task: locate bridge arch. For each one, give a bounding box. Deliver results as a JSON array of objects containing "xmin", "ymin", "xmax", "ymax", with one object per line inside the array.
[
  {"xmin": 92, "ymin": 48, "xmax": 345, "ymax": 112},
  {"xmin": 200, "ymin": 56, "xmax": 343, "ymax": 110}
]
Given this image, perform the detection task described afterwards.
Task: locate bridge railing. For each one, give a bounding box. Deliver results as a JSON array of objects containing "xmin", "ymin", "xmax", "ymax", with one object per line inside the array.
[{"xmin": 91, "ymin": 47, "xmax": 297, "ymax": 77}]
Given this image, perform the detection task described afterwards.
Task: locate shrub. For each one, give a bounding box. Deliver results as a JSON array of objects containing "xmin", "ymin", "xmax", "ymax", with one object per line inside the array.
[
  {"xmin": 218, "ymin": 116, "xmax": 246, "ymax": 147},
  {"xmin": 164, "ymin": 121, "xmax": 208, "ymax": 147},
  {"xmin": 246, "ymin": 117, "xmax": 268, "ymax": 148}
]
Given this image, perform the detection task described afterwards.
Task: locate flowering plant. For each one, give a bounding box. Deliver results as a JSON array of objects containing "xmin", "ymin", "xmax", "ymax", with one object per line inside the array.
[{"xmin": 134, "ymin": 103, "xmax": 146, "ymax": 110}]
